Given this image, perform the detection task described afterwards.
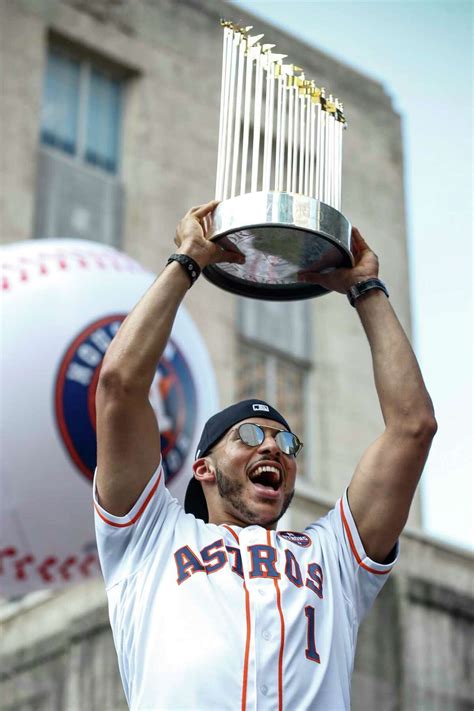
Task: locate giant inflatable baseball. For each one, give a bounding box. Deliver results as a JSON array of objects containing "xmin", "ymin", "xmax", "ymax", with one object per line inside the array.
[{"xmin": 0, "ymin": 239, "xmax": 219, "ymax": 596}]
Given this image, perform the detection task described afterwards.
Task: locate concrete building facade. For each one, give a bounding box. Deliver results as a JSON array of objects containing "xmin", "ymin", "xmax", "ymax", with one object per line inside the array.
[{"xmin": 1, "ymin": 1, "xmax": 473, "ymax": 709}]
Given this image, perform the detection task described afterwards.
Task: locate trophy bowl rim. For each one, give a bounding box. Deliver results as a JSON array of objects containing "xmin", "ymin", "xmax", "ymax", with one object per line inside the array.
[
  {"xmin": 203, "ymin": 227, "xmax": 352, "ymax": 301},
  {"xmin": 204, "ymin": 191, "xmax": 354, "ymax": 301},
  {"xmin": 202, "ymin": 262, "xmax": 331, "ymax": 301},
  {"xmin": 209, "ymin": 220, "xmax": 354, "ymax": 266}
]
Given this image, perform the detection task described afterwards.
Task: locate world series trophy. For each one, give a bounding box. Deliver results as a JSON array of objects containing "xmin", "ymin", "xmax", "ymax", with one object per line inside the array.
[{"xmin": 204, "ymin": 21, "xmax": 353, "ymax": 300}]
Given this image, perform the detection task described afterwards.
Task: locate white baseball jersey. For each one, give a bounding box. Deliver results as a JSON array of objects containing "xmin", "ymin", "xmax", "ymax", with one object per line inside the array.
[{"xmin": 94, "ymin": 462, "xmax": 398, "ymax": 710}]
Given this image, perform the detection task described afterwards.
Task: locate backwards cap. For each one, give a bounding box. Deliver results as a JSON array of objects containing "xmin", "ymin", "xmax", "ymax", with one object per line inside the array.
[{"xmin": 184, "ymin": 399, "xmax": 291, "ymax": 522}]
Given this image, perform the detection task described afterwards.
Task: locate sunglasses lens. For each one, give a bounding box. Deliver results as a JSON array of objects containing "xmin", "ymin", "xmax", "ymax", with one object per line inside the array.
[
  {"xmin": 238, "ymin": 423, "xmax": 301, "ymax": 455},
  {"xmin": 275, "ymin": 431, "xmax": 300, "ymax": 455},
  {"xmin": 239, "ymin": 423, "xmax": 264, "ymax": 447}
]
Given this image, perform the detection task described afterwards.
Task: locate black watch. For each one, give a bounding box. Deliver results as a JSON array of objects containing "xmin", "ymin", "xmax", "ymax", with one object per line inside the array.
[
  {"xmin": 347, "ymin": 278, "xmax": 389, "ymax": 307},
  {"xmin": 166, "ymin": 253, "xmax": 201, "ymax": 286}
]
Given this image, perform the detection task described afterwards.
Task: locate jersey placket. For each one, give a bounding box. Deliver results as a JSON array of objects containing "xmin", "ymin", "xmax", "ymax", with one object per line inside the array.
[{"xmin": 240, "ymin": 526, "xmax": 284, "ymax": 711}]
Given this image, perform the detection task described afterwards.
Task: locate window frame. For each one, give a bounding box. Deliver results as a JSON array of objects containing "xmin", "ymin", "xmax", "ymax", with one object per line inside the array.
[
  {"xmin": 237, "ymin": 335, "xmax": 313, "ymax": 479},
  {"xmin": 40, "ymin": 43, "xmax": 125, "ymax": 176},
  {"xmin": 237, "ymin": 299, "xmax": 313, "ymax": 363}
]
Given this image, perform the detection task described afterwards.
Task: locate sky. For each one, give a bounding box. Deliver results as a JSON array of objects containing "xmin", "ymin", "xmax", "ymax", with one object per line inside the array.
[{"xmin": 228, "ymin": 0, "xmax": 473, "ymax": 551}]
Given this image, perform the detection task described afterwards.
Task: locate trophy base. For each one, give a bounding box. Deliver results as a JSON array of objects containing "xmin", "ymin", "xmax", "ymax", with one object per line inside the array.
[{"xmin": 203, "ymin": 191, "xmax": 353, "ymax": 301}]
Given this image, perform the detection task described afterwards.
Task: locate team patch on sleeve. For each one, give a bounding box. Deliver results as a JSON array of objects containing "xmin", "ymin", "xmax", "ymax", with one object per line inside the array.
[{"xmin": 277, "ymin": 531, "xmax": 312, "ymax": 547}]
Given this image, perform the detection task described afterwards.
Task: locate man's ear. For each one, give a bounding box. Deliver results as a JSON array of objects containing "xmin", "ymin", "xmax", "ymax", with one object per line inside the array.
[{"xmin": 192, "ymin": 457, "xmax": 216, "ymax": 483}]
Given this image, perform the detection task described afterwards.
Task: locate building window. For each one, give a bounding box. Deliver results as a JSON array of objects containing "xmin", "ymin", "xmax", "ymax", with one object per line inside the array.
[
  {"xmin": 40, "ymin": 49, "xmax": 122, "ymax": 173},
  {"xmin": 237, "ymin": 300, "xmax": 312, "ymax": 476},
  {"xmin": 34, "ymin": 43, "xmax": 126, "ymax": 246}
]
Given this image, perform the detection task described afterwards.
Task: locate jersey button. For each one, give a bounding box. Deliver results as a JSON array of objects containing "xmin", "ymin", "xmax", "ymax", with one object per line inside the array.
[
  {"xmin": 260, "ymin": 685, "xmax": 268, "ymax": 695},
  {"xmin": 262, "ymin": 630, "xmax": 271, "ymax": 641},
  {"xmin": 258, "ymin": 588, "xmax": 265, "ymax": 596}
]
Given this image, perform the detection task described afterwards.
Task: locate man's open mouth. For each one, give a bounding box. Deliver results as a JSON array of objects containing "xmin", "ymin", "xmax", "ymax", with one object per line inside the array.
[{"xmin": 248, "ymin": 464, "xmax": 282, "ymax": 497}]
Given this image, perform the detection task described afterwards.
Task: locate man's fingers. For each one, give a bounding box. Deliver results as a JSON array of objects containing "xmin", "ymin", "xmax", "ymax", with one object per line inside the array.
[
  {"xmin": 351, "ymin": 227, "xmax": 370, "ymax": 254},
  {"xmin": 192, "ymin": 200, "xmax": 220, "ymax": 218},
  {"xmin": 202, "ymin": 214, "xmax": 214, "ymax": 238},
  {"xmin": 351, "ymin": 227, "xmax": 365, "ymax": 245},
  {"xmin": 213, "ymin": 248, "xmax": 245, "ymax": 265}
]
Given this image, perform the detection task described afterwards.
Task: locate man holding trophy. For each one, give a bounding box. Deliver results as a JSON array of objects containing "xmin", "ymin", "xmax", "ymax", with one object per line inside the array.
[{"xmin": 93, "ymin": 23, "xmax": 437, "ymax": 711}]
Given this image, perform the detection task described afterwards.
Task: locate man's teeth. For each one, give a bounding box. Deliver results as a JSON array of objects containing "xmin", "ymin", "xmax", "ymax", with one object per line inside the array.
[
  {"xmin": 253, "ymin": 465, "xmax": 279, "ymax": 476},
  {"xmin": 250, "ymin": 465, "xmax": 281, "ymax": 490}
]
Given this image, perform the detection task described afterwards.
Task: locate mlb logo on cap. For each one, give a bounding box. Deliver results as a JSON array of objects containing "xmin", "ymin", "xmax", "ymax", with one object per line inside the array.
[{"xmin": 252, "ymin": 404, "xmax": 270, "ymax": 412}]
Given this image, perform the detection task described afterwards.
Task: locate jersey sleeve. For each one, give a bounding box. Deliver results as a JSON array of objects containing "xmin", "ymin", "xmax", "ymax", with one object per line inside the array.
[
  {"xmin": 307, "ymin": 489, "xmax": 399, "ymax": 624},
  {"xmin": 93, "ymin": 461, "xmax": 184, "ymax": 589}
]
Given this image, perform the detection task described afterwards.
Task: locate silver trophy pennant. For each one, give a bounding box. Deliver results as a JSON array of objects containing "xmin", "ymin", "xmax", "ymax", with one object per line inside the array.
[{"xmin": 204, "ymin": 21, "xmax": 353, "ymax": 300}]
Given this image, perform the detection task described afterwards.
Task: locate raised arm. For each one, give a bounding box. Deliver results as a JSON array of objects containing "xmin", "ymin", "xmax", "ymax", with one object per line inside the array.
[
  {"xmin": 305, "ymin": 228, "xmax": 437, "ymax": 561},
  {"xmin": 96, "ymin": 200, "xmax": 242, "ymax": 515}
]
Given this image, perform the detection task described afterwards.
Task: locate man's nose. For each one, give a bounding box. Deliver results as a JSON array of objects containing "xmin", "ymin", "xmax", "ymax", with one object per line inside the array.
[{"xmin": 257, "ymin": 433, "xmax": 280, "ymax": 455}]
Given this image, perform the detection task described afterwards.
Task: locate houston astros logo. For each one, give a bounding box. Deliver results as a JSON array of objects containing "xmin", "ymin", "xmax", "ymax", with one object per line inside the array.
[
  {"xmin": 277, "ymin": 531, "xmax": 312, "ymax": 547},
  {"xmin": 55, "ymin": 315, "xmax": 197, "ymax": 483}
]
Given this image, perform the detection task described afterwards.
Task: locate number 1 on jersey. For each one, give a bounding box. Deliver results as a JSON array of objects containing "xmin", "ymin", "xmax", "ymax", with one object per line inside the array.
[{"xmin": 304, "ymin": 605, "xmax": 321, "ymax": 663}]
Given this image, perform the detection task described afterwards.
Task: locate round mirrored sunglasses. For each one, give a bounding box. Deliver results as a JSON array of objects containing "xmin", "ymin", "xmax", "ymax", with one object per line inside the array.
[{"xmin": 238, "ymin": 423, "xmax": 303, "ymax": 457}]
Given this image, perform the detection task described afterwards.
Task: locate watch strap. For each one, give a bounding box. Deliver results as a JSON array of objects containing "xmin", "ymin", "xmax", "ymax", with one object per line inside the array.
[
  {"xmin": 347, "ymin": 278, "xmax": 389, "ymax": 307},
  {"xmin": 167, "ymin": 253, "xmax": 201, "ymax": 286}
]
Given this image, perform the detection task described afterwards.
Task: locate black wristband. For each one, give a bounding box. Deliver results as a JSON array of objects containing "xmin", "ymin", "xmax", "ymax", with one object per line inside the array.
[
  {"xmin": 347, "ymin": 278, "xmax": 389, "ymax": 307},
  {"xmin": 167, "ymin": 253, "xmax": 201, "ymax": 286}
]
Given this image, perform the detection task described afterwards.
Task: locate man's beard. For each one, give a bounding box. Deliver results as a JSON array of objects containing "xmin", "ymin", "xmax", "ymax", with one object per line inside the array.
[{"xmin": 215, "ymin": 466, "xmax": 294, "ymax": 527}]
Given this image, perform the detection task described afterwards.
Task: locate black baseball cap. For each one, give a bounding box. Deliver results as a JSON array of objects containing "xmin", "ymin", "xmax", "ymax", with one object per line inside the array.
[{"xmin": 184, "ymin": 399, "xmax": 291, "ymax": 522}]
